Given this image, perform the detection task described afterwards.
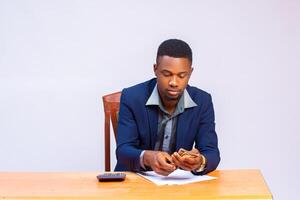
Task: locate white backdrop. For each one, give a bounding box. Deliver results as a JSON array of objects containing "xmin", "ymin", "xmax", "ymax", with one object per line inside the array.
[{"xmin": 1, "ymin": 1, "xmax": 299, "ymax": 199}]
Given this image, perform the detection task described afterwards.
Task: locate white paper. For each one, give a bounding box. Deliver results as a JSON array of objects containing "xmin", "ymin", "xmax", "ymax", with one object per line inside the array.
[{"xmin": 137, "ymin": 169, "xmax": 216, "ymax": 185}]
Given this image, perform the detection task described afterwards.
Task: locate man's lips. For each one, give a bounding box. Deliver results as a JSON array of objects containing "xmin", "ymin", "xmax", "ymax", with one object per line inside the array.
[{"xmin": 167, "ymin": 90, "xmax": 181, "ymax": 96}]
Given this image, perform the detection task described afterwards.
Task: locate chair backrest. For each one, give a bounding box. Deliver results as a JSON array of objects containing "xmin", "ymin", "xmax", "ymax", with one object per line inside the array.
[{"xmin": 102, "ymin": 91, "xmax": 121, "ymax": 171}]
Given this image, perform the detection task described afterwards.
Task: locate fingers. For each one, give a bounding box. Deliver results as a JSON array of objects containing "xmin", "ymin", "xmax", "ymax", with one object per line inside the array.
[
  {"xmin": 171, "ymin": 151, "xmax": 202, "ymax": 171},
  {"xmin": 157, "ymin": 152, "xmax": 176, "ymax": 170},
  {"xmin": 184, "ymin": 156, "xmax": 200, "ymax": 165},
  {"xmin": 178, "ymin": 148, "xmax": 199, "ymax": 157},
  {"xmin": 171, "ymin": 152, "xmax": 192, "ymax": 170},
  {"xmin": 152, "ymin": 152, "xmax": 176, "ymax": 176},
  {"xmin": 146, "ymin": 149, "xmax": 202, "ymax": 175},
  {"xmin": 190, "ymin": 148, "xmax": 200, "ymax": 154},
  {"xmin": 178, "ymin": 148, "xmax": 187, "ymax": 156}
]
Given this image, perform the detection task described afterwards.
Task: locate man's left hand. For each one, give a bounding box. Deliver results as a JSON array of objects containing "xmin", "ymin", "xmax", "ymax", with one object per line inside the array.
[{"xmin": 171, "ymin": 148, "xmax": 203, "ymax": 171}]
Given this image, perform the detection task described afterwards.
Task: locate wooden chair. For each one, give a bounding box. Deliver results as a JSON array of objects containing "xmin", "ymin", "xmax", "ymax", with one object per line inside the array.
[{"xmin": 102, "ymin": 91, "xmax": 121, "ymax": 171}]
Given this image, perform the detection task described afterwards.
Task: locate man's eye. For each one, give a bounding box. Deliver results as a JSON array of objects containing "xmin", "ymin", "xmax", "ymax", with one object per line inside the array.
[
  {"xmin": 178, "ymin": 73, "xmax": 188, "ymax": 78},
  {"xmin": 162, "ymin": 72, "xmax": 171, "ymax": 76}
]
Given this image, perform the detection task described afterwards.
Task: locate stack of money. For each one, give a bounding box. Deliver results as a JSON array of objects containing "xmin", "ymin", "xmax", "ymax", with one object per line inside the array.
[{"xmin": 178, "ymin": 149, "xmax": 198, "ymax": 158}]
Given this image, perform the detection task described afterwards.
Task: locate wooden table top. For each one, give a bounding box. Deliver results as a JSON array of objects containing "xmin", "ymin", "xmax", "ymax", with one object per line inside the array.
[{"xmin": 0, "ymin": 169, "xmax": 272, "ymax": 200}]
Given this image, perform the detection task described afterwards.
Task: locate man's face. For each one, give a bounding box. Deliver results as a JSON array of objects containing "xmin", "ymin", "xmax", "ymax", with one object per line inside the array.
[{"xmin": 154, "ymin": 55, "xmax": 193, "ymax": 103}]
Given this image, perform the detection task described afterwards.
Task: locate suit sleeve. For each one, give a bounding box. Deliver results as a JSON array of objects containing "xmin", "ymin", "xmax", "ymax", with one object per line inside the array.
[
  {"xmin": 193, "ymin": 94, "xmax": 220, "ymax": 175},
  {"xmin": 115, "ymin": 89, "xmax": 143, "ymax": 171}
]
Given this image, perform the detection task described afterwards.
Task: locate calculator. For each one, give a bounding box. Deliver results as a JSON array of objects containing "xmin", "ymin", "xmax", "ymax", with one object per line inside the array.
[{"xmin": 97, "ymin": 173, "xmax": 126, "ymax": 182}]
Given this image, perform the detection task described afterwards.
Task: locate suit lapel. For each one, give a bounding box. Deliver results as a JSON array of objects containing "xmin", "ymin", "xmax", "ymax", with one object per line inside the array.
[
  {"xmin": 176, "ymin": 110, "xmax": 191, "ymax": 151},
  {"xmin": 146, "ymin": 106, "xmax": 158, "ymax": 149},
  {"xmin": 145, "ymin": 78, "xmax": 158, "ymax": 149}
]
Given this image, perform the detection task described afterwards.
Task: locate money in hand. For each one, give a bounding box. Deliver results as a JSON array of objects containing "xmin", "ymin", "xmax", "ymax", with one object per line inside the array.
[{"xmin": 178, "ymin": 149, "xmax": 198, "ymax": 158}]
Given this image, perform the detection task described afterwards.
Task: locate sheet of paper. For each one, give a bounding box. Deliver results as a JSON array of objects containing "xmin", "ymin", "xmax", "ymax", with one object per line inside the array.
[{"xmin": 137, "ymin": 169, "xmax": 216, "ymax": 185}]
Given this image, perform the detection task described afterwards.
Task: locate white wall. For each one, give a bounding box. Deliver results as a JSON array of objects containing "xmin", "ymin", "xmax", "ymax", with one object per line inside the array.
[{"xmin": 0, "ymin": 1, "xmax": 299, "ymax": 199}]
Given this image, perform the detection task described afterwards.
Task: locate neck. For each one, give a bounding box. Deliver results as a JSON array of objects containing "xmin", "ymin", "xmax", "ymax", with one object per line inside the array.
[{"xmin": 162, "ymin": 99, "xmax": 178, "ymax": 115}]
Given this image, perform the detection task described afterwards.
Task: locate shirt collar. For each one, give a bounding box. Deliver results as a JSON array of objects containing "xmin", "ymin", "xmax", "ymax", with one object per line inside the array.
[
  {"xmin": 145, "ymin": 84, "xmax": 160, "ymax": 106},
  {"xmin": 183, "ymin": 89, "xmax": 197, "ymax": 109},
  {"xmin": 145, "ymin": 84, "xmax": 197, "ymax": 109}
]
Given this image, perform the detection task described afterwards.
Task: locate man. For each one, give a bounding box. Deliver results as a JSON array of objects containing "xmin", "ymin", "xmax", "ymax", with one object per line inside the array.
[{"xmin": 115, "ymin": 39, "xmax": 220, "ymax": 176}]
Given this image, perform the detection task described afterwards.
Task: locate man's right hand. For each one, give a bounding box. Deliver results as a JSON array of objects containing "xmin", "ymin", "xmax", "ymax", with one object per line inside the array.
[{"xmin": 143, "ymin": 150, "xmax": 176, "ymax": 176}]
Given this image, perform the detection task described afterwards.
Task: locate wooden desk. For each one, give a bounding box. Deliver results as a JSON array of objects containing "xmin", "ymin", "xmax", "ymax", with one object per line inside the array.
[{"xmin": 0, "ymin": 169, "xmax": 272, "ymax": 199}]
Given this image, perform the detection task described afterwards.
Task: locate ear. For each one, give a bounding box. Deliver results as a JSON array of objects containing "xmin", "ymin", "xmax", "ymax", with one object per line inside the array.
[
  {"xmin": 153, "ymin": 64, "xmax": 158, "ymax": 76},
  {"xmin": 190, "ymin": 67, "xmax": 194, "ymax": 76}
]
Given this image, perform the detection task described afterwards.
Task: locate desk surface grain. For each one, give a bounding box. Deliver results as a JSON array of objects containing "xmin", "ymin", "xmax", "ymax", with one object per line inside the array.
[{"xmin": 0, "ymin": 169, "xmax": 272, "ymax": 200}]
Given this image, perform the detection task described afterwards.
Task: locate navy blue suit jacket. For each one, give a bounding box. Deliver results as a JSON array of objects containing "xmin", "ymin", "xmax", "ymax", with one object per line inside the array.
[{"xmin": 115, "ymin": 78, "xmax": 220, "ymax": 175}]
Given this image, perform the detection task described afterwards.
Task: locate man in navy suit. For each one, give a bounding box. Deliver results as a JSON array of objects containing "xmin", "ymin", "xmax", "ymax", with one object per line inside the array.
[{"xmin": 115, "ymin": 39, "xmax": 220, "ymax": 176}]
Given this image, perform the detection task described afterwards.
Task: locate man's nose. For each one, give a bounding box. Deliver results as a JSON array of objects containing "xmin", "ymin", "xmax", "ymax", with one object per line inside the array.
[{"xmin": 169, "ymin": 76, "xmax": 178, "ymax": 87}]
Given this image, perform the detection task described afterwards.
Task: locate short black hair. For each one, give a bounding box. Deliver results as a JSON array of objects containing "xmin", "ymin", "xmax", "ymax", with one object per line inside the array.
[{"xmin": 156, "ymin": 39, "xmax": 193, "ymax": 64}]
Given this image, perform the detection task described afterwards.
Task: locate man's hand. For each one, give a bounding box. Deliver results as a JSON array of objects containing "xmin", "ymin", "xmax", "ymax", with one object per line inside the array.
[
  {"xmin": 143, "ymin": 150, "xmax": 176, "ymax": 176},
  {"xmin": 171, "ymin": 148, "xmax": 203, "ymax": 171}
]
